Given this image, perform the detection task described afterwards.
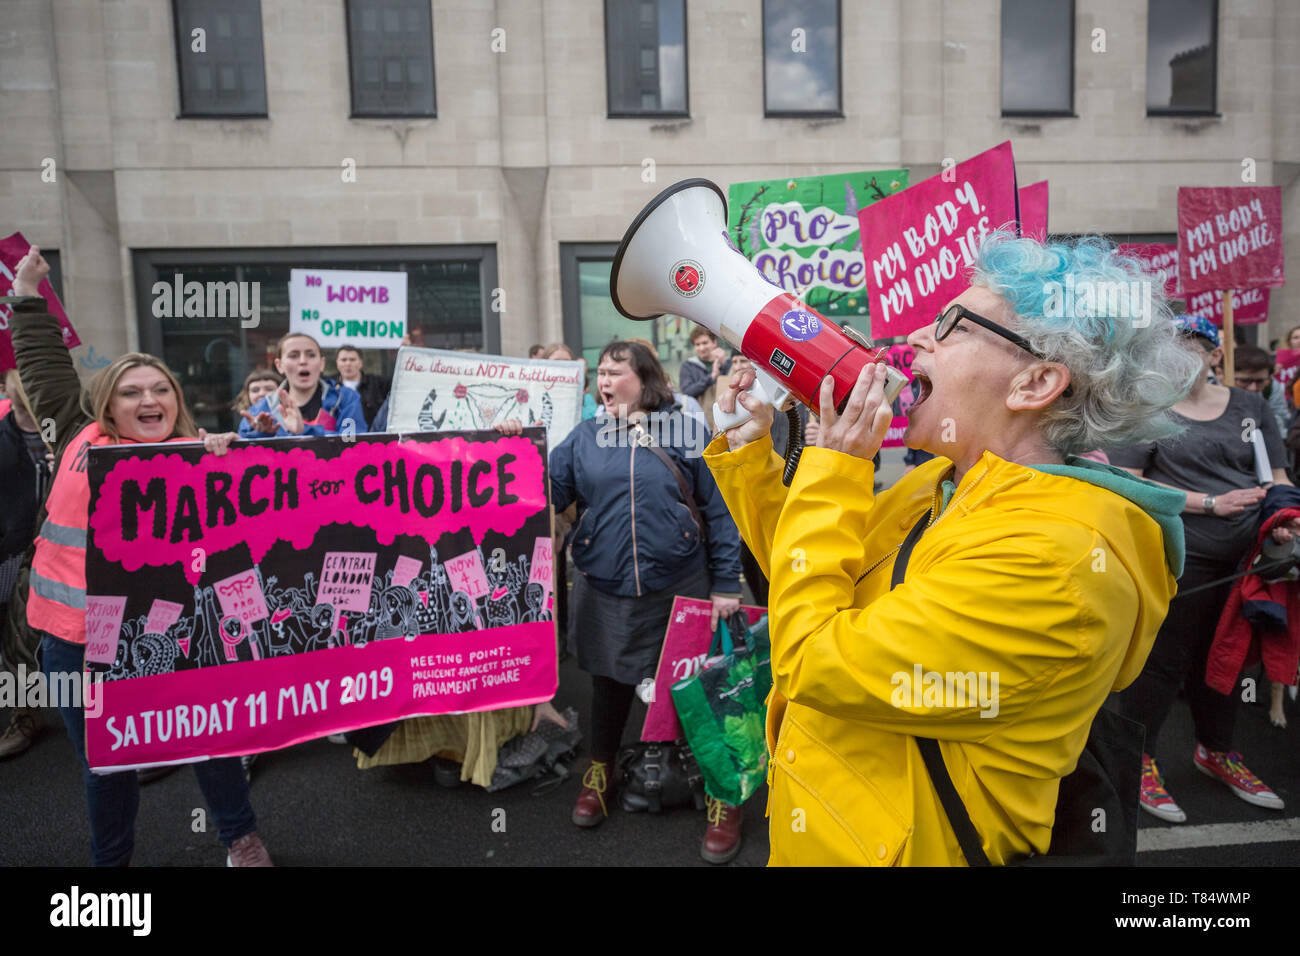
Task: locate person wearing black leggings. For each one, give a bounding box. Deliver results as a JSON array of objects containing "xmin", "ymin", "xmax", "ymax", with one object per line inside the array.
[
  {"xmin": 546, "ymin": 341, "xmax": 745, "ymax": 863},
  {"xmin": 1111, "ymin": 317, "xmax": 1290, "ymax": 823}
]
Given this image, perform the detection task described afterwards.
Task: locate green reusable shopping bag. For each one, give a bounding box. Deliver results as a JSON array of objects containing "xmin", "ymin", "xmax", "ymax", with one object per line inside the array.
[{"xmin": 670, "ymin": 612, "xmax": 772, "ymax": 806}]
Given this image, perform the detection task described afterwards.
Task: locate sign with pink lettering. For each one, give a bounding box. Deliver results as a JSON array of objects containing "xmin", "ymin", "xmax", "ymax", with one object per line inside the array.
[
  {"xmin": 1177, "ymin": 187, "xmax": 1284, "ymax": 295},
  {"xmin": 444, "ymin": 549, "xmax": 490, "ymax": 601},
  {"xmin": 84, "ymin": 596, "xmax": 128, "ymax": 666},
  {"xmin": 214, "ymin": 569, "xmax": 270, "ymax": 626},
  {"xmin": 83, "ymin": 430, "xmax": 556, "ymax": 772},
  {"xmin": 390, "ymin": 555, "xmax": 422, "ymax": 588},
  {"xmin": 288, "ymin": 267, "xmax": 408, "ymax": 350},
  {"xmin": 879, "ymin": 344, "xmax": 917, "ymax": 449},
  {"xmin": 1184, "ymin": 287, "xmax": 1270, "ymax": 327},
  {"xmin": 527, "ymin": 537, "xmax": 554, "ymax": 610},
  {"xmin": 860, "ymin": 142, "xmax": 1019, "ymax": 340},
  {"xmin": 1119, "ymin": 243, "xmax": 1181, "ymax": 298},
  {"xmin": 145, "ymin": 599, "xmax": 184, "ymax": 635},
  {"xmin": 317, "ymin": 552, "xmax": 378, "ymax": 613},
  {"xmin": 642, "ymin": 598, "xmax": 767, "ymax": 742},
  {"xmin": 1018, "ymin": 181, "xmax": 1048, "ymax": 241},
  {"xmin": 0, "ymin": 231, "xmax": 81, "ymax": 373}
]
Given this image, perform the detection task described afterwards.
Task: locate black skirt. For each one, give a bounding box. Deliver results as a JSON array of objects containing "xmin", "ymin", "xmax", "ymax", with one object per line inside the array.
[{"xmin": 568, "ymin": 569, "xmax": 711, "ymax": 685}]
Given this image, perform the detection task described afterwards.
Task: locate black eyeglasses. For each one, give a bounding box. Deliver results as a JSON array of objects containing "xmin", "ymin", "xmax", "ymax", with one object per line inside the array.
[
  {"xmin": 934, "ymin": 304, "xmax": 1073, "ymax": 397},
  {"xmin": 935, "ymin": 304, "xmax": 1042, "ymax": 357}
]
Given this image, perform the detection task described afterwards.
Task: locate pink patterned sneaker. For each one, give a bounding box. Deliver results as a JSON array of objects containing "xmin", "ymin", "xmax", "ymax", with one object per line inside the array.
[
  {"xmin": 1194, "ymin": 745, "xmax": 1285, "ymax": 810},
  {"xmin": 226, "ymin": 833, "xmax": 274, "ymax": 867},
  {"xmin": 1140, "ymin": 753, "xmax": 1187, "ymax": 823}
]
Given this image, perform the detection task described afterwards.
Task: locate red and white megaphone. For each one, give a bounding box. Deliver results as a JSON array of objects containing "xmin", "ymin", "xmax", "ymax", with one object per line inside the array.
[{"xmin": 610, "ymin": 178, "xmax": 907, "ymax": 430}]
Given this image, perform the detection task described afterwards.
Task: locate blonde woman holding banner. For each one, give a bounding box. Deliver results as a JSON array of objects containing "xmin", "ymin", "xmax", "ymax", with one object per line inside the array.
[{"xmin": 9, "ymin": 246, "xmax": 272, "ymax": 867}]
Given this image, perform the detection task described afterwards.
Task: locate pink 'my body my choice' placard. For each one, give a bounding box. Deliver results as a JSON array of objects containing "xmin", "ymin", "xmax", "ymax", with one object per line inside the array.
[
  {"xmin": 1119, "ymin": 243, "xmax": 1181, "ymax": 298},
  {"xmin": 1185, "ymin": 287, "xmax": 1270, "ymax": 326},
  {"xmin": 642, "ymin": 598, "xmax": 767, "ymax": 742},
  {"xmin": 1018, "ymin": 181, "xmax": 1049, "ymax": 241},
  {"xmin": 1177, "ymin": 186, "xmax": 1284, "ymax": 295},
  {"xmin": 860, "ymin": 141, "xmax": 1019, "ymax": 340}
]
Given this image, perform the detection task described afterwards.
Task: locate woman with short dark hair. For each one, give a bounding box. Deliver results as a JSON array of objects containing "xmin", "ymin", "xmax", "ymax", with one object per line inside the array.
[{"xmin": 544, "ymin": 340, "xmax": 746, "ymax": 862}]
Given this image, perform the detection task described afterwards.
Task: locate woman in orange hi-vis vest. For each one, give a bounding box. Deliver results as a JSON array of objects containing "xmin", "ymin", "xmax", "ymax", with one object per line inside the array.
[{"xmin": 9, "ymin": 247, "xmax": 273, "ymax": 867}]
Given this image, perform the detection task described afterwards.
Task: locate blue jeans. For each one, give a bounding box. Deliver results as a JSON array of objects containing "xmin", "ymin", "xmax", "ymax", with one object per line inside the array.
[{"xmin": 40, "ymin": 634, "xmax": 258, "ymax": 866}]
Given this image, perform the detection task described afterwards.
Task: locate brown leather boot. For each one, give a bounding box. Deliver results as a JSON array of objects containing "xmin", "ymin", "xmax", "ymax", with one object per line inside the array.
[
  {"xmin": 701, "ymin": 796, "xmax": 743, "ymax": 863},
  {"xmin": 571, "ymin": 759, "xmax": 612, "ymax": 827},
  {"xmin": 0, "ymin": 707, "xmax": 39, "ymax": 759}
]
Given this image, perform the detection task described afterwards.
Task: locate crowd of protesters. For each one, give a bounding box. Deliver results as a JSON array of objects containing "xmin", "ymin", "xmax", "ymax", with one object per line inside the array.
[{"xmin": 2, "ymin": 235, "xmax": 1298, "ymax": 868}]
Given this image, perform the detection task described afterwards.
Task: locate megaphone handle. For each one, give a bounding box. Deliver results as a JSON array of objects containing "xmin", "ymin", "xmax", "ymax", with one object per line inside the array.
[{"xmin": 713, "ymin": 369, "xmax": 790, "ymax": 433}]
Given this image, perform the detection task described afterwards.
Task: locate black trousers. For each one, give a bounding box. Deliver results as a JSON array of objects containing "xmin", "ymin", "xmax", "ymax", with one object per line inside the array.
[
  {"xmin": 1118, "ymin": 555, "xmax": 1239, "ymax": 757},
  {"xmin": 590, "ymin": 674, "xmax": 636, "ymax": 765}
]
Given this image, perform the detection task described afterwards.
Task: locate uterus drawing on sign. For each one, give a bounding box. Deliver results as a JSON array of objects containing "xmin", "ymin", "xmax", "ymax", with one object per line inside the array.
[{"xmin": 417, "ymin": 384, "xmax": 552, "ymax": 432}]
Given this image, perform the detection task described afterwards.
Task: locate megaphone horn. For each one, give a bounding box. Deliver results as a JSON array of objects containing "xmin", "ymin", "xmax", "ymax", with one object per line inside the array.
[{"xmin": 609, "ymin": 178, "xmax": 906, "ymax": 430}]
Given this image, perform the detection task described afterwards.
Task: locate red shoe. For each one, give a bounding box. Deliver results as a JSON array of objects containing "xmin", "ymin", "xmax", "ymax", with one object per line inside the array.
[
  {"xmin": 701, "ymin": 796, "xmax": 742, "ymax": 864},
  {"xmin": 226, "ymin": 833, "xmax": 274, "ymax": 867},
  {"xmin": 1193, "ymin": 744, "xmax": 1285, "ymax": 810},
  {"xmin": 572, "ymin": 760, "xmax": 612, "ymax": 828}
]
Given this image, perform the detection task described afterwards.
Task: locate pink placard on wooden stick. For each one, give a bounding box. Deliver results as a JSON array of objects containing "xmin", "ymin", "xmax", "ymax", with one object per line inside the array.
[
  {"xmin": 0, "ymin": 231, "xmax": 81, "ymax": 373},
  {"xmin": 1177, "ymin": 186, "xmax": 1284, "ymax": 295}
]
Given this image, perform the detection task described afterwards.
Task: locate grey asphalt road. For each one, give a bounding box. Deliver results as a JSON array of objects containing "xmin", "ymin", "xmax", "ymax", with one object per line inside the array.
[{"xmin": 2, "ymin": 653, "xmax": 1296, "ymax": 867}]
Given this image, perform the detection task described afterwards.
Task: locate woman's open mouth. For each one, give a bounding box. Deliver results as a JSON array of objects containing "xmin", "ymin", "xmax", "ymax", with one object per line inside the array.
[
  {"xmin": 137, "ymin": 412, "xmax": 164, "ymax": 425},
  {"xmin": 910, "ymin": 372, "xmax": 933, "ymax": 410}
]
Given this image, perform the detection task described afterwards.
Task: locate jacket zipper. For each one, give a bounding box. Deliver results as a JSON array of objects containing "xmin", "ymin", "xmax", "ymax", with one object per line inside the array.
[
  {"xmin": 855, "ymin": 469, "xmax": 986, "ymax": 585},
  {"xmin": 629, "ymin": 435, "xmax": 642, "ymax": 596}
]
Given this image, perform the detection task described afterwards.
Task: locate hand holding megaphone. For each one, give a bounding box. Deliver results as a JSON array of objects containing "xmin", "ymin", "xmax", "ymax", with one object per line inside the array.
[{"xmin": 717, "ymin": 368, "xmax": 776, "ymax": 448}]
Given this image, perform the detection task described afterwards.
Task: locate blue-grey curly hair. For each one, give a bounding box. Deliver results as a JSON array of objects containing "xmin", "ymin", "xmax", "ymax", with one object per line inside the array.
[{"xmin": 968, "ymin": 230, "xmax": 1200, "ymax": 457}]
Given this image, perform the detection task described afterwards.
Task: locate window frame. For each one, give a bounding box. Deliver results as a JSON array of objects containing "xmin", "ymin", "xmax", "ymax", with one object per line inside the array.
[
  {"xmin": 999, "ymin": 0, "xmax": 1076, "ymax": 118},
  {"xmin": 761, "ymin": 0, "xmax": 844, "ymax": 119},
  {"xmin": 1145, "ymin": 0, "xmax": 1219, "ymax": 117},
  {"xmin": 171, "ymin": 0, "xmax": 270, "ymax": 119},
  {"xmin": 132, "ymin": 243, "xmax": 501, "ymax": 364},
  {"xmin": 560, "ymin": 243, "xmax": 621, "ymax": 355},
  {"xmin": 603, "ymin": 0, "xmax": 691, "ymax": 119},
  {"xmin": 343, "ymin": 0, "xmax": 438, "ymax": 119}
]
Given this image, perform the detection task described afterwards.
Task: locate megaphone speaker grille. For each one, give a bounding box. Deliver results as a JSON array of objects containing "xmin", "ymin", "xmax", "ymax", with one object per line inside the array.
[{"xmin": 609, "ymin": 178, "xmax": 729, "ymax": 322}]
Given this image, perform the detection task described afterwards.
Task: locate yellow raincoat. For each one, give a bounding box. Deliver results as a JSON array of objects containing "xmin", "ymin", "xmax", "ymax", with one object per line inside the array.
[{"xmin": 703, "ymin": 434, "xmax": 1183, "ymax": 866}]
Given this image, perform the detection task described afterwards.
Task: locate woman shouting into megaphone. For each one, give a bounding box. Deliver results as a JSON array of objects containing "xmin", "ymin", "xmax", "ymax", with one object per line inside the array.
[{"xmin": 703, "ymin": 229, "xmax": 1201, "ymax": 866}]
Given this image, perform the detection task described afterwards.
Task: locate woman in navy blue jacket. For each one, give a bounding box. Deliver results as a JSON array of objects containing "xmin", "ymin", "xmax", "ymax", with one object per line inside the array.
[{"xmin": 545, "ymin": 340, "xmax": 745, "ymax": 861}]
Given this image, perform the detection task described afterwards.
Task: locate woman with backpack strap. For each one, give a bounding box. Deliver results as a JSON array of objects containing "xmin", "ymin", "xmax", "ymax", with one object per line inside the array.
[{"xmin": 704, "ymin": 231, "xmax": 1199, "ymax": 865}]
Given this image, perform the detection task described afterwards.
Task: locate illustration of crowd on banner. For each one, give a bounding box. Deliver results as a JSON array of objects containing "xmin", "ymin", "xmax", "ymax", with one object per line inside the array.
[{"xmin": 0, "ymin": 136, "xmax": 1295, "ymax": 867}]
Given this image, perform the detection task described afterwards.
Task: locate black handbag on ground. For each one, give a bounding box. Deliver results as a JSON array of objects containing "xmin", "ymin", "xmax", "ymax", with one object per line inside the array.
[
  {"xmin": 893, "ymin": 513, "xmax": 1146, "ymax": 866},
  {"xmin": 616, "ymin": 741, "xmax": 707, "ymax": 813}
]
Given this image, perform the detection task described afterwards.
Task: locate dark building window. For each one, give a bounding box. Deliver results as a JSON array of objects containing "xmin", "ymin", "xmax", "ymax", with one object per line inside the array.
[
  {"xmin": 605, "ymin": 0, "xmax": 688, "ymax": 117},
  {"xmin": 559, "ymin": 243, "xmax": 695, "ymax": 386},
  {"xmin": 173, "ymin": 0, "xmax": 268, "ymax": 117},
  {"xmin": 1001, "ymin": 0, "xmax": 1074, "ymax": 115},
  {"xmin": 132, "ymin": 246, "xmax": 498, "ymax": 432},
  {"xmin": 763, "ymin": 0, "xmax": 841, "ymax": 116},
  {"xmin": 1147, "ymin": 0, "xmax": 1217, "ymax": 114},
  {"xmin": 346, "ymin": 0, "xmax": 436, "ymax": 117}
]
